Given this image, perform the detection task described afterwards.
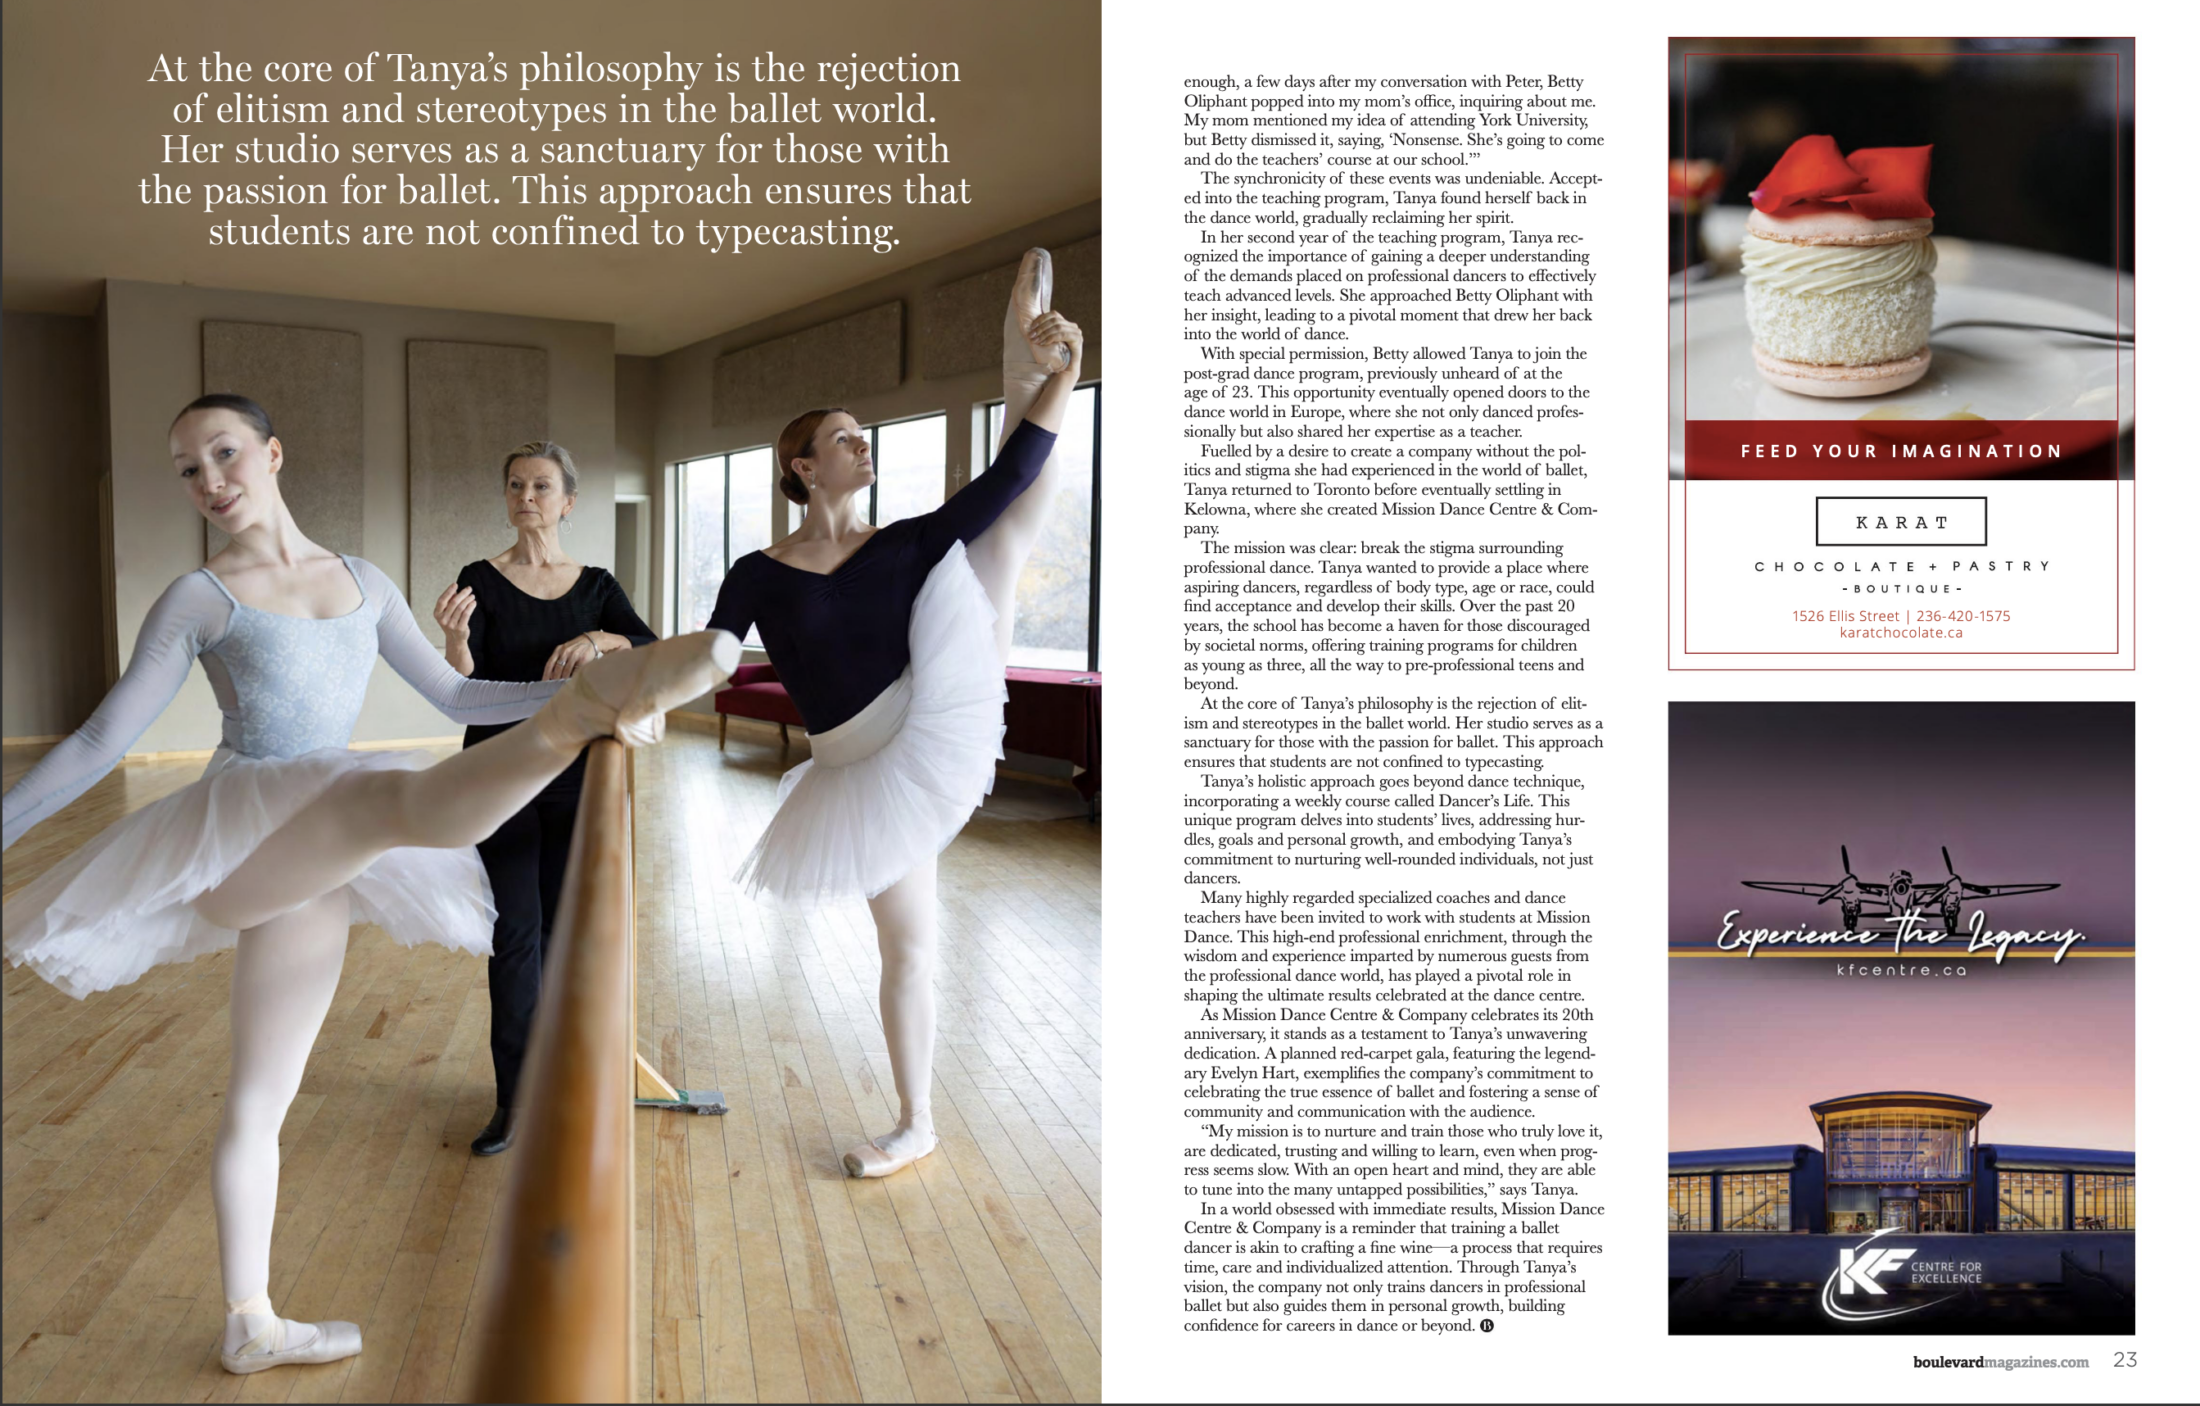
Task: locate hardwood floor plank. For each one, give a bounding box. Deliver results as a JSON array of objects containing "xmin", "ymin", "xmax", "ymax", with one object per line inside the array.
[{"xmin": 3, "ymin": 728, "xmax": 1102, "ymax": 1404}]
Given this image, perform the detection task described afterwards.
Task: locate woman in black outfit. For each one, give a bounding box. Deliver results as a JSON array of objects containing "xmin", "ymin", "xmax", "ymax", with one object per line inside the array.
[{"xmin": 434, "ymin": 440, "xmax": 655, "ymax": 1154}]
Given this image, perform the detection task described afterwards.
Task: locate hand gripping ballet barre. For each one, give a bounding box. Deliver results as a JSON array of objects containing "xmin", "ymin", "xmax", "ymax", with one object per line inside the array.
[{"xmin": 470, "ymin": 739, "xmax": 637, "ymax": 1403}]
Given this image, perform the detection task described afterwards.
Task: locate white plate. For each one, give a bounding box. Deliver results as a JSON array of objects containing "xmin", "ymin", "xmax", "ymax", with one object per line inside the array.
[{"xmin": 1670, "ymin": 283, "xmax": 2131, "ymax": 473}]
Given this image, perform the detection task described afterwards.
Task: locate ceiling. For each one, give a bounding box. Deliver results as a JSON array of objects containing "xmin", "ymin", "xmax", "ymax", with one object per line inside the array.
[{"xmin": 2, "ymin": 0, "xmax": 1099, "ymax": 354}]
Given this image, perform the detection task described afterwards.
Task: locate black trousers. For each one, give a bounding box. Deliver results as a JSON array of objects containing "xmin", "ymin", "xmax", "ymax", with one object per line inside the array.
[{"xmin": 478, "ymin": 780, "xmax": 580, "ymax": 1108}]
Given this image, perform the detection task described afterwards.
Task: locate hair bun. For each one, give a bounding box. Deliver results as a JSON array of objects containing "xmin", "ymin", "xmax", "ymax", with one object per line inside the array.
[{"xmin": 773, "ymin": 407, "xmax": 844, "ymax": 508}]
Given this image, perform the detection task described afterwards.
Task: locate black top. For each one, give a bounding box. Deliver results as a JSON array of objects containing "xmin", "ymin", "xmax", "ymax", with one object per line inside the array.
[
  {"xmin": 458, "ymin": 562, "xmax": 656, "ymax": 789},
  {"xmin": 708, "ymin": 422, "xmax": 1056, "ymax": 733}
]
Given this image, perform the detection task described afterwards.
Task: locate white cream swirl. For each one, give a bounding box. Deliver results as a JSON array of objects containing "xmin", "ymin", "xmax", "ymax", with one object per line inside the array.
[{"xmin": 1740, "ymin": 233, "xmax": 1937, "ymax": 297}]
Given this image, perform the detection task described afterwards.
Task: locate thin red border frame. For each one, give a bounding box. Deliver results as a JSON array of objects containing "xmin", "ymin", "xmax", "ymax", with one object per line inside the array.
[{"xmin": 1667, "ymin": 43, "xmax": 2134, "ymax": 669}]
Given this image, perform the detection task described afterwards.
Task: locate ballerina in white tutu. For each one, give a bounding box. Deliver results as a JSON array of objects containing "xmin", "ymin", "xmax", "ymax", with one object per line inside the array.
[
  {"xmin": 708, "ymin": 252, "xmax": 1083, "ymax": 1178},
  {"xmin": 1, "ymin": 394, "xmax": 740, "ymax": 1374}
]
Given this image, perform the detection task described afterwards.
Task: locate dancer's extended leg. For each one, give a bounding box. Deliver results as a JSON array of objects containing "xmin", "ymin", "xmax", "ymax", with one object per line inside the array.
[
  {"xmin": 194, "ymin": 631, "xmax": 739, "ymax": 932},
  {"xmin": 967, "ymin": 248, "xmax": 1068, "ymax": 661},
  {"xmin": 844, "ymin": 856, "xmax": 941, "ymax": 1177},
  {"xmin": 213, "ymin": 892, "xmax": 363, "ymax": 1369}
]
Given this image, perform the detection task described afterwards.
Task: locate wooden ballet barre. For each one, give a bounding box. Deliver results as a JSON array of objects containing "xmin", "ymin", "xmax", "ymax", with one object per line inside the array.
[
  {"xmin": 630, "ymin": 745, "xmax": 727, "ymax": 1118},
  {"xmin": 470, "ymin": 738, "xmax": 635, "ymax": 1404}
]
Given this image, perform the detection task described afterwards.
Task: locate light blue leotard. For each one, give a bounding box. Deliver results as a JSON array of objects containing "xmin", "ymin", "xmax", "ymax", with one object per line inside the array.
[{"xmin": 1, "ymin": 556, "xmax": 559, "ymax": 849}]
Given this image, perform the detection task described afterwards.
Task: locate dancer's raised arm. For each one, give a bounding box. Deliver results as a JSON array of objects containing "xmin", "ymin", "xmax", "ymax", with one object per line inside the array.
[
  {"xmin": 1, "ymin": 572, "xmax": 229, "ymax": 849},
  {"xmin": 912, "ymin": 420, "xmax": 1061, "ymax": 561},
  {"xmin": 907, "ymin": 311, "xmax": 1081, "ymax": 565},
  {"xmin": 352, "ymin": 558, "xmax": 562, "ymax": 723}
]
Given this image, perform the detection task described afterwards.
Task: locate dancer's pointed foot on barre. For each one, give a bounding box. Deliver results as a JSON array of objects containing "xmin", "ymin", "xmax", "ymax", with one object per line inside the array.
[
  {"xmin": 844, "ymin": 1117, "xmax": 939, "ymax": 1179},
  {"xmin": 1009, "ymin": 247, "xmax": 1069, "ymax": 374},
  {"xmin": 535, "ymin": 629, "xmax": 743, "ymax": 750}
]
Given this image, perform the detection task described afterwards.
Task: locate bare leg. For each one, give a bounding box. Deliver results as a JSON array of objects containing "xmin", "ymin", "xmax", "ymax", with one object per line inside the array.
[
  {"xmin": 844, "ymin": 856, "xmax": 940, "ymax": 1176},
  {"xmin": 195, "ymin": 631, "xmax": 739, "ymax": 932},
  {"xmin": 967, "ymin": 248, "xmax": 1068, "ymax": 662},
  {"xmin": 213, "ymin": 893, "xmax": 362, "ymax": 1365}
]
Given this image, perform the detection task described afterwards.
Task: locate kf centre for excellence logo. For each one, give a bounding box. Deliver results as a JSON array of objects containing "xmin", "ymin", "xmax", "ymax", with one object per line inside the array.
[{"xmin": 1819, "ymin": 1228, "xmax": 1952, "ymax": 1323}]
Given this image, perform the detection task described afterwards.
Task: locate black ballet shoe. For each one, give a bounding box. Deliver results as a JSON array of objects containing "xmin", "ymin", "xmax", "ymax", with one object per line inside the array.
[{"xmin": 471, "ymin": 1106, "xmax": 514, "ymax": 1156}]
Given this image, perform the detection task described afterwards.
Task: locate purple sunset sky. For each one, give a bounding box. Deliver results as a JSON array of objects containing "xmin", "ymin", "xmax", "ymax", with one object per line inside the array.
[{"xmin": 1669, "ymin": 958, "xmax": 2135, "ymax": 1152}]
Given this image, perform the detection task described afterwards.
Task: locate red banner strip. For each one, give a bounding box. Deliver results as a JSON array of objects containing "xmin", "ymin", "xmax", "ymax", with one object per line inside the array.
[{"xmin": 1686, "ymin": 419, "xmax": 2119, "ymax": 481}]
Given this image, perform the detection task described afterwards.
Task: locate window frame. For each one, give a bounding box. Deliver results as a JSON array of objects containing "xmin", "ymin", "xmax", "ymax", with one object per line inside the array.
[
  {"xmin": 1718, "ymin": 1171, "xmax": 1791, "ymax": 1233},
  {"xmin": 673, "ymin": 444, "xmax": 774, "ymax": 638},
  {"xmin": 867, "ymin": 409, "xmax": 952, "ymax": 529},
  {"xmin": 1667, "ymin": 1174, "xmax": 1712, "ymax": 1233},
  {"xmin": 673, "ymin": 451, "xmax": 725, "ymax": 639},
  {"xmin": 984, "ymin": 379, "xmax": 1102, "ymax": 672}
]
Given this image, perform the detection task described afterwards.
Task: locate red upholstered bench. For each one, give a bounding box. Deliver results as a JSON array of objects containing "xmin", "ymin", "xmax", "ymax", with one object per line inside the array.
[
  {"xmin": 713, "ymin": 663, "xmax": 806, "ymax": 749},
  {"xmin": 1004, "ymin": 667, "xmax": 1101, "ymax": 801},
  {"xmin": 716, "ymin": 665, "xmax": 1101, "ymax": 804}
]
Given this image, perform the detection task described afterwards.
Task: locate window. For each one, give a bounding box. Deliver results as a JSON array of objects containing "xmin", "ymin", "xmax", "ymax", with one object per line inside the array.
[
  {"xmin": 1918, "ymin": 1190, "xmax": 1968, "ymax": 1234},
  {"xmin": 675, "ymin": 446, "xmax": 775, "ymax": 643},
  {"xmin": 1719, "ymin": 1172, "xmax": 1790, "ymax": 1232},
  {"xmin": 873, "ymin": 414, "xmax": 946, "ymax": 526},
  {"xmin": 1998, "ymin": 1170, "xmax": 2064, "ymax": 1231},
  {"xmin": 1668, "ymin": 1175, "xmax": 1711, "ymax": 1233},
  {"xmin": 790, "ymin": 413, "xmax": 948, "ymax": 531},
  {"xmin": 678, "ymin": 455, "xmax": 726, "ymax": 635},
  {"xmin": 1824, "ymin": 1109, "xmax": 1973, "ymax": 1181},
  {"xmin": 987, "ymin": 381, "xmax": 1100, "ymax": 670},
  {"xmin": 2073, "ymin": 1173, "xmax": 2135, "ymax": 1230},
  {"xmin": 1827, "ymin": 1185, "xmax": 1877, "ymax": 1236}
]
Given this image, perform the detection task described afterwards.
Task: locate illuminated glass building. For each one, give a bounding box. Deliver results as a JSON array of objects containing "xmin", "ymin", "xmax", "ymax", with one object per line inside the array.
[{"xmin": 1669, "ymin": 1091, "xmax": 2135, "ymax": 1235}]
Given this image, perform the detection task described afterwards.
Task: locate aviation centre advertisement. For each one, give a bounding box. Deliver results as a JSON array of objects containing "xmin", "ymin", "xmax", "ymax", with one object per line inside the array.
[{"xmin": 1667, "ymin": 702, "xmax": 2133, "ymax": 1335}]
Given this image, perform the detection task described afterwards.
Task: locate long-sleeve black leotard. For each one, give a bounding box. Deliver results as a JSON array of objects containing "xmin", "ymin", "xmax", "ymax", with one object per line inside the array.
[{"xmin": 706, "ymin": 422, "xmax": 1056, "ymax": 733}]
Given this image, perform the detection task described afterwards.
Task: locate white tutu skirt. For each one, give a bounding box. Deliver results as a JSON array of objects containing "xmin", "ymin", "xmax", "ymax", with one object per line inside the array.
[
  {"xmin": 3, "ymin": 747, "xmax": 494, "ymax": 1000},
  {"xmin": 736, "ymin": 542, "xmax": 1005, "ymax": 903}
]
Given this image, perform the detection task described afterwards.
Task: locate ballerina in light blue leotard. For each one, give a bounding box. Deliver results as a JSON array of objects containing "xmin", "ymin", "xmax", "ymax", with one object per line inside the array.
[{"xmin": 1, "ymin": 393, "xmax": 740, "ymax": 1375}]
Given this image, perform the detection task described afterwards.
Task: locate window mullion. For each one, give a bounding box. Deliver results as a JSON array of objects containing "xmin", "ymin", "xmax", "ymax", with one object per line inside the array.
[{"xmin": 1089, "ymin": 381, "xmax": 1103, "ymax": 673}]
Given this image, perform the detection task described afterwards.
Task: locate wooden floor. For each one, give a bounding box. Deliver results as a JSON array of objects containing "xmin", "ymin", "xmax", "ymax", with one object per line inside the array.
[{"xmin": 0, "ymin": 722, "xmax": 1101, "ymax": 1402}]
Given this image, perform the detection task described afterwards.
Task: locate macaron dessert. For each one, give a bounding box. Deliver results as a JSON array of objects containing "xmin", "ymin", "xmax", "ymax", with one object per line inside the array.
[{"xmin": 1740, "ymin": 136, "xmax": 1936, "ymax": 397}]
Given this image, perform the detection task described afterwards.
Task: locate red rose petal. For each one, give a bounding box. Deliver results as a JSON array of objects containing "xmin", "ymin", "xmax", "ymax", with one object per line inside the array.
[
  {"xmin": 1749, "ymin": 135, "xmax": 1865, "ymax": 214},
  {"xmin": 1835, "ymin": 145, "xmax": 1935, "ymax": 220}
]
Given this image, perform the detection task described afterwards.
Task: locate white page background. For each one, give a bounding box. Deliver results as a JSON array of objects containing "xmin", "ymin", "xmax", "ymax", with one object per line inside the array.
[{"xmin": 1101, "ymin": 3, "xmax": 2195, "ymax": 1399}]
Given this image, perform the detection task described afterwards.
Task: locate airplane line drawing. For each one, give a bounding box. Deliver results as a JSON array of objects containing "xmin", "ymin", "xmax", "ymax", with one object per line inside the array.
[{"xmin": 1741, "ymin": 846, "xmax": 2059, "ymax": 935}]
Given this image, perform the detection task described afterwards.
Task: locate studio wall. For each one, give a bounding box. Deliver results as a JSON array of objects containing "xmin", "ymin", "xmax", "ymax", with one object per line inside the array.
[
  {"xmin": 99, "ymin": 280, "xmax": 614, "ymax": 753},
  {"xmin": 200, "ymin": 320, "xmax": 366, "ymax": 560},
  {"xmin": 1, "ymin": 310, "xmax": 106, "ymax": 740}
]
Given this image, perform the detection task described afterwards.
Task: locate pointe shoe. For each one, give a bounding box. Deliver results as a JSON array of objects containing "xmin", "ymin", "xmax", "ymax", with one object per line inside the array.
[
  {"xmin": 220, "ymin": 1318, "xmax": 364, "ymax": 1374},
  {"xmin": 536, "ymin": 631, "xmax": 742, "ymax": 749},
  {"xmin": 843, "ymin": 1129, "xmax": 940, "ymax": 1179},
  {"xmin": 1009, "ymin": 247, "xmax": 1069, "ymax": 374}
]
